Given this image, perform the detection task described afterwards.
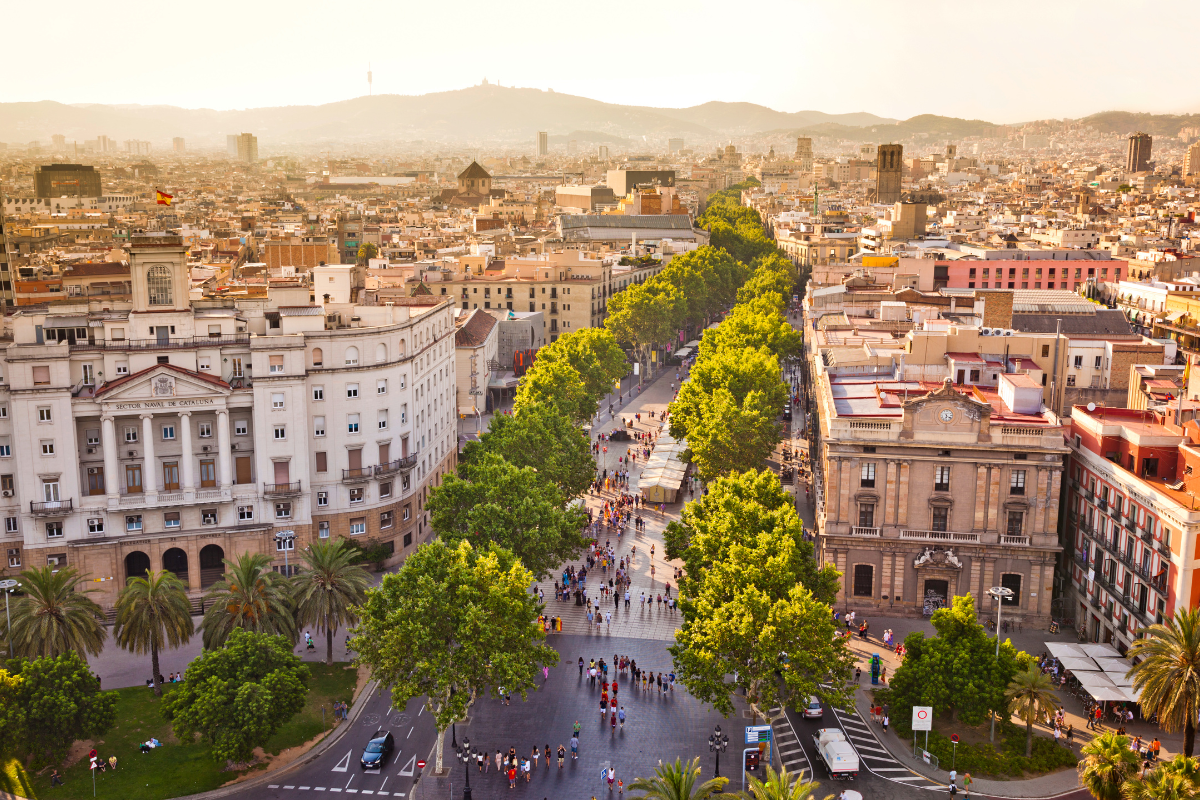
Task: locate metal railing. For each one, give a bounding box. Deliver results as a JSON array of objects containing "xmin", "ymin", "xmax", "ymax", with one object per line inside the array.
[
  {"xmin": 30, "ymin": 499, "xmax": 72, "ymax": 515},
  {"xmin": 375, "ymin": 454, "xmax": 418, "ymax": 475},
  {"xmin": 70, "ymin": 333, "xmax": 250, "ymax": 352},
  {"xmin": 263, "ymin": 481, "xmax": 301, "ymax": 496},
  {"xmin": 342, "ymin": 467, "xmax": 372, "ymax": 481}
]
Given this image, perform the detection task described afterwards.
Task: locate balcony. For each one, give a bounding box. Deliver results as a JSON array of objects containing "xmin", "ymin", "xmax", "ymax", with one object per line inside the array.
[
  {"xmin": 263, "ymin": 481, "xmax": 301, "ymax": 497},
  {"xmin": 1083, "ymin": 488, "xmax": 1095, "ymax": 501},
  {"xmin": 375, "ymin": 453, "xmax": 418, "ymax": 476},
  {"xmin": 899, "ymin": 529, "xmax": 981, "ymax": 544},
  {"xmin": 70, "ymin": 333, "xmax": 250, "ymax": 352},
  {"xmin": 1098, "ymin": 499, "xmax": 1108, "ymax": 512},
  {"xmin": 342, "ymin": 467, "xmax": 373, "ymax": 482},
  {"xmin": 850, "ymin": 526, "xmax": 881, "ymax": 537},
  {"xmin": 1074, "ymin": 551, "xmax": 1090, "ymax": 569},
  {"xmin": 1000, "ymin": 534, "xmax": 1031, "ymax": 546},
  {"xmin": 30, "ymin": 499, "xmax": 72, "ymax": 515}
]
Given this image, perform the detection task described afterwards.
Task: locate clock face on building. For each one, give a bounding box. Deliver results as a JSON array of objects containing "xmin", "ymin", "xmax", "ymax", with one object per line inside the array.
[{"xmin": 939, "ymin": 408, "xmax": 955, "ymax": 423}]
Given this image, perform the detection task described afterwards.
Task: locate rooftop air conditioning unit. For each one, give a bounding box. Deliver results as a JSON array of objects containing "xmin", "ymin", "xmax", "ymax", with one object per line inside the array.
[
  {"xmin": 202, "ymin": 445, "xmax": 210, "ymax": 452},
  {"xmin": 86, "ymin": 447, "xmax": 96, "ymax": 454},
  {"xmin": 1, "ymin": 491, "xmax": 11, "ymax": 498},
  {"xmin": 128, "ymin": 450, "xmax": 137, "ymax": 458},
  {"xmin": 231, "ymin": 444, "xmax": 238, "ymax": 450},
  {"xmin": 981, "ymin": 329, "xmax": 991, "ymax": 336}
]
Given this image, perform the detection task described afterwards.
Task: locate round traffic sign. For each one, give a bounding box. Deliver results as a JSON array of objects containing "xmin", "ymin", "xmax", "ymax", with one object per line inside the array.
[
  {"xmin": 417, "ymin": 760, "xmax": 426, "ymax": 769},
  {"xmin": 951, "ymin": 734, "xmax": 959, "ymax": 744},
  {"xmin": 916, "ymin": 709, "xmax": 929, "ymax": 720}
]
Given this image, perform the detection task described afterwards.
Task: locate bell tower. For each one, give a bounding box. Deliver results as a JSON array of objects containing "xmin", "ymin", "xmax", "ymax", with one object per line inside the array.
[{"xmin": 128, "ymin": 233, "xmax": 189, "ymax": 312}]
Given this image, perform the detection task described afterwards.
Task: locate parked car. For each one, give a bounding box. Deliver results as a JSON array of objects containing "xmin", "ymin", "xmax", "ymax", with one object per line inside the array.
[
  {"xmin": 361, "ymin": 730, "xmax": 395, "ymax": 770},
  {"xmin": 803, "ymin": 696, "xmax": 823, "ymax": 718}
]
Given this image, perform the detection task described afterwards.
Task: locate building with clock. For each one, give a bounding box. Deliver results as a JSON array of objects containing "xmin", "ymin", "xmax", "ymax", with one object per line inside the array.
[
  {"xmin": 0, "ymin": 234, "xmax": 458, "ymax": 610},
  {"xmin": 809, "ymin": 355, "xmax": 1069, "ymax": 623}
]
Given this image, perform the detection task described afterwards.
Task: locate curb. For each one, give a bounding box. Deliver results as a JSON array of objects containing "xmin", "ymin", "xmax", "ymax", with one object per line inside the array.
[{"xmin": 171, "ymin": 678, "xmax": 381, "ymax": 800}]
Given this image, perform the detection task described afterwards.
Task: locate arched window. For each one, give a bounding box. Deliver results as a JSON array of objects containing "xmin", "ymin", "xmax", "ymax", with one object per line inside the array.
[
  {"xmin": 147, "ymin": 265, "xmax": 173, "ymax": 305},
  {"xmin": 376, "ymin": 343, "xmax": 387, "ymax": 363},
  {"xmin": 312, "ymin": 347, "xmax": 323, "ymax": 367},
  {"xmin": 345, "ymin": 346, "xmax": 359, "ymax": 366}
]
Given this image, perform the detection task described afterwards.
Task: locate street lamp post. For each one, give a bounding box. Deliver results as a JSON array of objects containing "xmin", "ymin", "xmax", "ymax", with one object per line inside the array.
[
  {"xmin": 0, "ymin": 579, "xmax": 18, "ymax": 658},
  {"xmin": 456, "ymin": 737, "xmax": 472, "ymax": 800},
  {"xmin": 987, "ymin": 585, "xmax": 1015, "ymax": 742},
  {"xmin": 275, "ymin": 530, "xmax": 295, "ymax": 575},
  {"xmin": 708, "ymin": 725, "xmax": 729, "ymax": 778}
]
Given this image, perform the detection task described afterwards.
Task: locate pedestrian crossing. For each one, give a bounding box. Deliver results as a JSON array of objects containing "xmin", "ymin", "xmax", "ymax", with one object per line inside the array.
[
  {"xmin": 830, "ymin": 707, "xmax": 944, "ymax": 791},
  {"xmin": 769, "ymin": 706, "xmax": 814, "ymax": 779}
]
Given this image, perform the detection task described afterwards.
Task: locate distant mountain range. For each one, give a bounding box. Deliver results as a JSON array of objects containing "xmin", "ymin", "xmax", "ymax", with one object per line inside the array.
[{"xmin": 0, "ymin": 86, "xmax": 1192, "ymax": 150}]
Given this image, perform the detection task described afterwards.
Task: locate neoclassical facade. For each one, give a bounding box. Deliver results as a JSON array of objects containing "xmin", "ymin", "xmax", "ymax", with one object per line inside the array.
[{"xmin": 0, "ymin": 234, "xmax": 457, "ymax": 608}]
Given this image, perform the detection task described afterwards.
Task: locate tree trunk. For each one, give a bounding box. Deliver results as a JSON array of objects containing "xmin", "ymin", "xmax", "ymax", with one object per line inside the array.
[
  {"xmin": 1186, "ymin": 720, "xmax": 1195, "ymax": 758},
  {"xmin": 1025, "ymin": 719, "xmax": 1033, "ymax": 757},
  {"xmin": 435, "ymin": 727, "xmax": 446, "ymax": 773},
  {"xmin": 151, "ymin": 641, "xmax": 161, "ymax": 697},
  {"xmin": 326, "ymin": 616, "xmax": 334, "ymax": 666}
]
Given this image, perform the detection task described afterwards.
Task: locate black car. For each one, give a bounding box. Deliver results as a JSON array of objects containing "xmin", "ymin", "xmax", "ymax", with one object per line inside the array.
[
  {"xmin": 361, "ymin": 730, "xmax": 394, "ymax": 770},
  {"xmin": 783, "ymin": 406, "xmax": 793, "ymax": 421}
]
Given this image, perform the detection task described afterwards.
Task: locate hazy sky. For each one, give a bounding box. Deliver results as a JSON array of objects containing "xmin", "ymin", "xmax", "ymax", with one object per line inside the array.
[{"xmin": 9, "ymin": 0, "xmax": 1198, "ymax": 122}]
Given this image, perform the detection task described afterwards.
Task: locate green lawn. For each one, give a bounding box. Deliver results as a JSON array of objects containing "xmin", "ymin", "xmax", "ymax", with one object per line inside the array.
[{"xmin": 19, "ymin": 663, "xmax": 359, "ymax": 800}]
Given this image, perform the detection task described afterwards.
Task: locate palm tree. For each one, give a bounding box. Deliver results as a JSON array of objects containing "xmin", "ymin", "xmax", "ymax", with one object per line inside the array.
[
  {"xmin": 199, "ymin": 552, "xmax": 296, "ymax": 649},
  {"xmin": 1159, "ymin": 754, "xmax": 1200, "ymax": 788},
  {"xmin": 5, "ymin": 566, "xmax": 106, "ymax": 659},
  {"xmin": 628, "ymin": 757, "xmax": 730, "ymax": 800},
  {"xmin": 738, "ymin": 765, "xmax": 830, "ymax": 800},
  {"xmin": 1129, "ymin": 608, "xmax": 1200, "ymax": 756},
  {"xmin": 1005, "ymin": 665, "xmax": 1062, "ymax": 757},
  {"xmin": 1122, "ymin": 768, "xmax": 1196, "ymax": 800},
  {"xmin": 1078, "ymin": 732, "xmax": 1140, "ymax": 800},
  {"xmin": 113, "ymin": 570, "xmax": 194, "ymax": 696},
  {"xmin": 293, "ymin": 540, "xmax": 371, "ymax": 664}
]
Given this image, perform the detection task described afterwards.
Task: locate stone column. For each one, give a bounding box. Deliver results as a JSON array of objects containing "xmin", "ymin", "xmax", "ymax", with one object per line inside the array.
[
  {"xmin": 897, "ymin": 461, "xmax": 911, "ymax": 527},
  {"xmin": 1031, "ymin": 469, "xmax": 1048, "ymax": 534},
  {"xmin": 1045, "ymin": 469, "xmax": 1062, "ymax": 536},
  {"xmin": 839, "ymin": 459, "xmax": 855, "ymax": 526},
  {"xmin": 987, "ymin": 467, "xmax": 1002, "ymax": 532},
  {"xmin": 883, "ymin": 460, "xmax": 897, "ymax": 528},
  {"xmin": 894, "ymin": 552, "xmax": 906, "ymax": 603},
  {"xmin": 881, "ymin": 554, "xmax": 893, "ymax": 602},
  {"xmin": 973, "ymin": 465, "xmax": 988, "ymax": 531},
  {"xmin": 140, "ymin": 414, "xmax": 157, "ymax": 501},
  {"xmin": 185, "ymin": 539, "xmax": 202, "ymax": 593},
  {"xmin": 101, "ymin": 415, "xmax": 120, "ymax": 505},
  {"xmin": 178, "ymin": 411, "xmax": 195, "ymax": 499},
  {"xmin": 1028, "ymin": 563, "xmax": 1041, "ymax": 616},
  {"xmin": 829, "ymin": 458, "xmax": 841, "ymax": 523},
  {"xmin": 217, "ymin": 410, "xmax": 233, "ymax": 490},
  {"xmin": 970, "ymin": 557, "xmax": 983, "ymax": 602}
]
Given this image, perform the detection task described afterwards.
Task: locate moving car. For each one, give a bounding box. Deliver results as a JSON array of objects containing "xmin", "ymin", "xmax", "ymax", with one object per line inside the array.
[
  {"xmin": 361, "ymin": 730, "xmax": 395, "ymax": 770},
  {"xmin": 803, "ymin": 696, "xmax": 823, "ymax": 718},
  {"xmin": 812, "ymin": 728, "xmax": 858, "ymax": 780}
]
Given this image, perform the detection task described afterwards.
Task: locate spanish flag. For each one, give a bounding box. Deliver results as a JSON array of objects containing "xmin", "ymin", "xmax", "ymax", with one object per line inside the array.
[{"xmin": 155, "ymin": 189, "xmax": 173, "ymax": 206}]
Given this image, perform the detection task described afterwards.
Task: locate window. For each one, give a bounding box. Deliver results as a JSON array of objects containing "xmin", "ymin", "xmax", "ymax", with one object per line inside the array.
[
  {"xmin": 147, "ymin": 265, "xmax": 173, "ymax": 305},
  {"xmin": 164, "ymin": 512, "xmax": 181, "ymax": 528},
  {"xmin": 347, "ymin": 383, "xmax": 359, "ymax": 398},
  {"xmin": 314, "ymin": 416, "xmax": 326, "ymax": 437},
  {"xmin": 198, "ymin": 359, "xmax": 211, "ymax": 371},
  {"xmin": 198, "ymin": 422, "xmax": 212, "ymax": 438},
  {"xmin": 315, "ymin": 451, "xmax": 328, "ymax": 472},
  {"xmin": 0, "ymin": 476, "xmax": 9, "ymax": 493},
  {"xmin": 381, "ymin": 510, "xmax": 394, "ymax": 529},
  {"xmin": 199, "ymin": 460, "xmax": 216, "ymax": 488},
  {"xmin": 347, "ymin": 414, "xmax": 360, "ymax": 434},
  {"xmin": 317, "ymin": 491, "xmax": 329, "ymax": 507},
  {"xmin": 860, "ymin": 462, "xmax": 875, "ymax": 488},
  {"xmin": 1007, "ymin": 510, "xmax": 1024, "ymax": 537},
  {"xmin": 116, "ymin": 362, "xmax": 129, "ymax": 376},
  {"xmin": 999, "ymin": 573, "xmax": 1022, "ymax": 606},
  {"xmin": 378, "ymin": 410, "xmax": 388, "ymax": 430},
  {"xmin": 1074, "ymin": 355, "xmax": 1083, "ymax": 368},
  {"xmin": 380, "ymin": 481, "xmax": 392, "ymax": 499},
  {"xmin": 161, "ymin": 425, "xmax": 175, "ymax": 440},
  {"xmin": 1010, "ymin": 470, "xmax": 1026, "ymax": 495},
  {"xmin": 238, "ymin": 506, "xmax": 254, "ymax": 521},
  {"xmin": 313, "ymin": 386, "xmax": 325, "ymax": 401},
  {"xmin": 401, "ymin": 474, "xmax": 410, "ymax": 492},
  {"xmin": 202, "ymin": 509, "xmax": 217, "ymax": 525},
  {"xmin": 0, "ymin": 442, "xmax": 8, "ymax": 458},
  {"xmin": 275, "ymin": 502, "xmax": 291, "ymax": 519},
  {"xmin": 274, "ymin": 425, "xmax": 286, "ymax": 440},
  {"xmin": 4, "ymin": 518, "xmax": 17, "ymax": 533},
  {"xmin": 402, "ymin": 504, "xmax": 412, "ymax": 521},
  {"xmin": 853, "ymin": 564, "xmax": 874, "ymax": 597},
  {"xmin": 404, "ymin": 532, "xmax": 413, "ymax": 547},
  {"xmin": 235, "ymin": 420, "xmax": 248, "ymax": 435},
  {"xmin": 276, "ymin": 535, "xmax": 295, "ymax": 552},
  {"xmin": 377, "ymin": 379, "xmax": 388, "ymax": 395},
  {"xmin": 270, "ymin": 355, "xmax": 284, "ymax": 374},
  {"xmin": 6, "ymin": 549, "xmax": 18, "ymax": 568},
  {"xmin": 0, "ymin": 406, "xmax": 6, "ymax": 419},
  {"xmin": 41, "ymin": 440, "xmax": 55, "ymax": 456},
  {"xmin": 350, "ymin": 487, "xmax": 364, "ymax": 504},
  {"xmin": 37, "ymin": 407, "xmax": 51, "ymax": 422},
  {"xmin": 231, "ymin": 358, "xmax": 244, "ymax": 378},
  {"xmin": 126, "ymin": 515, "xmax": 143, "ymax": 532},
  {"xmin": 349, "ymin": 518, "xmax": 366, "ymax": 536},
  {"xmin": 401, "ymin": 404, "xmax": 407, "ymax": 424},
  {"xmin": 272, "ymin": 393, "xmax": 285, "ymax": 409},
  {"xmin": 83, "ymin": 517, "xmax": 104, "ymax": 534},
  {"xmin": 312, "ymin": 348, "xmax": 323, "ymax": 367},
  {"xmin": 934, "ymin": 466, "xmax": 950, "ymax": 492},
  {"xmin": 932, "ymin": 506, "xmax": 949, "ymax": 532},
  {"xmin": 46, "ymin": 522, "xmax": 63, "ymax": 539},
  {"xmin": 1095, "ymin": 356, "xmax": 1103, "ymax": 369},
  {"xmin": 858, "ymin": 503, "xmax": 875, "ymax": 528},
  {"xmin": 345, "ymin": 347, "xmax": 359, "ymax": 366},
  {"xmin": 1041, "ymin": 345, "xmax": 1050, "ymax": 358},
  {"xmin": 318, "ymin": 521, "xmax": 330, "ymax": 539},
  {"xmin": 32, "ymin": 366, "xmax": 50, "ymax": 385}
]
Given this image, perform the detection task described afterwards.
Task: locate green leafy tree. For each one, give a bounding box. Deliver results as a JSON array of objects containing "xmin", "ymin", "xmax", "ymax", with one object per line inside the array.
[
  {"xmin": 351, "ymin": 540, "xmax": 558, "ymax": 772},
  {"xmin": 739, "ymin": 765, "xmax": 829, "ymax": 800},
  {"xmin": 428, "ymin": 452, "xmax": 588, "ymax": 578},
  {"xmin": 1129, "ymin": 608, "xmax": 1200, "ymax": 756},
  {"xmin": 163, "ymin": 629, "xmax": 309, "ymax": 764},
  {"xmin": 1005, "ymin": 665, "xmax": 1062, "ymax": 756},
  {"xmin": 15, "ymin": 651, "xmax": 117, "ymax": 766},
  {"xmin": 684, "ymin": 387, "xmax": 782, "ymax": 480},
  {"xmin": 5, "ymin": 566, "xmax": 107, "ymax": 660},
  {"xmin": 529, "ymin": 328, "xmax": 628, "ymax": 410},
  {"xmin": 513, "ymin": 359, "xmax": 593, "ymax": 424},
  {"xmin": 669, "ymin": 346, "xmax": 787, "ymax": 443},
  {"xmin": 605, "ymin": 281, "xmax": 684, "ymax": 377},
  {"xmin": 356, "ymin": 242, "xmax": 379, "ymax": 265},
  {"xmin": 628, "ymin": 756, "xmax": 730, "ymax": 800},
  {"xmin": 0, "ymin": 669, "xmax": 24, "ymax": 756},
  {"xmin": 700, "ymin": 297, "xmax": 801, "ymax": 362},
  {"xmin": 1077, "ymin": 732, "xmax": 1139, "ymax": 800},
  {"xmin": 463, "ymin": 402, "xmax": 594, "ymax": 497},
  {"xmin": 1122, "ymin": 768, "xmax": 1195, "ymax": 800},
  {"xmin": 200, "ymin": 552, "xmax": 297, "ymax": 650},
  {"xmin": 293, "ymin": 540, "xmax": 372, "ymax": 665},
  {"xmin": 889, "ymin": 595, "xmax": 1030, "ymax": 727},
  {"xmin": 1158, "ymin": 754, "xmax": 1200, "ymax": 789},
  {"xmin": 113, "ymin": 569, "xmax": 195, "ymax": 697}
]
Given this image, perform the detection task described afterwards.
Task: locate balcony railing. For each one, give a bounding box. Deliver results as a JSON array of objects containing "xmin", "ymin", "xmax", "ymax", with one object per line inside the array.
[
  {"xmin": 375, "ymin": 454, "xmax": 418, "ymax": 476},
  {"xmin": 70, "ymin": 333, "xmax": 250, "ymax": 352},
  {"xmin": 342, "ymin": 467, "xmax": 373, "ymax": 482},
  {"xmin": 263, "ymin": 481, "xmax": 301, "ymax": 496},
  {"xmin": 1000, "ymin": 534, "xmax": 1031, "ymax": 546},
  {"xmin": 850, "ymin": 526, "xmax": 881, "ymax": 537},
  {"xmin": 1074, "ymin": 551, "xmax": 1090, "ymax": 569},
  {"xmin": 30, "ymin": 499, "xmax": 72, "ymax": 515},
  {"xmin": 899, "ymin": 529, "xmax": 981, "ymax": 543}
]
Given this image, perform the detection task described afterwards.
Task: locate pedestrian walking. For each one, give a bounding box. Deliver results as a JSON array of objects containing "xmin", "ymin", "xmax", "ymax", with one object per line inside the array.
[
  {"xmin": 619, "ymin": 706, "xmax": 626, "ymax": 728},
  {"xmin": 963, "ymin": 774, "xmax": 972, "ymax": 797},
  {"xmin": 532, "ymin": 746, "xmax": 540, "ymax": 769},
  {"xmin": 571, "ymin": 735, "xmax": 579, "ymax": 760},
  {"xmin": 579, "ymin": 656, "xmax": 584, "ymax": 677},
  {"xmin": 557, "ymin": 744, "xmax": 566, "ymax": 768},
  {"xmin": 883, "ymin": 714, "xmax": 889, "ymax": 732},
  {"xmin": 545, "ymin": 744, "xmax": 551, "ymax": 769}
]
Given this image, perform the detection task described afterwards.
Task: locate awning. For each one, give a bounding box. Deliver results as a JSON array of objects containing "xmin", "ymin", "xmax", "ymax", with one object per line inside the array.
[
  {"xmin": 1087, "ymin": 686, "xmax": 1132, "ymax": 702},
  {"xmin": 675, "ymin": 347, "xmax": 693, "ymax": 359},
  {"xmin": 1094, "ymin": 657, "xmax": 1132, "ymax": 674},
  {"xmin": 457, "ymin": 405, "xmax": 480, "ymax": 416},
  {"xmin": 1046, "ymin": 642, "xmax": 1088, "ymax": 659},
  {"xmin": 1079, "ymin": 643, "xmax": 1123, "ymax": 659},
  {"xmin": 488, "ymin": 371, "xmax": 519, "ymax": 389},
  {"xmin": 1075, "ymin": 671, "xmax": 1115, "ymax": 688},
  {"xmin": 1164, "ymin": 310, "xmax": 1186, "ymax": 323},
  {"xmin": 1059, "ymin": 656, "xmax": 1100, "ymax": 672}
]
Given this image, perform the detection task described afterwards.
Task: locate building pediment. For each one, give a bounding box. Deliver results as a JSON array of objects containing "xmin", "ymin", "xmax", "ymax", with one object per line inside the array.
[
  {"xmin": 96, "ymin": 365, "xmax": 231, "ymax": 410},
  {"xmin": 899, "ymin": 378, "xmax": 991, "ymax": 440}
]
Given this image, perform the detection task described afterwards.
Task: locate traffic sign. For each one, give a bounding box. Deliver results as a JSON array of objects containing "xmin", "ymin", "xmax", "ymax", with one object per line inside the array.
[
  {"xmin": 416, "ymin": 760, "xmax": 426, "ymax": 769},
  {"xmin": 950, "ymin": 734, "xmax": 959, "ymax": 744},
  {"xmin": 745, "ymin": 725, "xmax": 772, "ymax": 744},
  {"xmin": 912, "ymin": 706, "xmax": 933, "ymax": 731}
]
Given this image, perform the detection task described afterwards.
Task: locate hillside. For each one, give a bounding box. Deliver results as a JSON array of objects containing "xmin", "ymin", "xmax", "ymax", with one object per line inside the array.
[{"xmin": 1080, "ymin": 111, "xmax": 1200, "ymax": 137}]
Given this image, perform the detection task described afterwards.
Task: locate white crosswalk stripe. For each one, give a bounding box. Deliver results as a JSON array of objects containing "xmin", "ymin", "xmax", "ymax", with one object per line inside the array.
[
  {"xmin": 830, "ymin": 708, "xmax": 944, "ymax": 791},
  {"xmin": 770, "ymin": 705, "xmax": 814, "ymax": 779}
]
